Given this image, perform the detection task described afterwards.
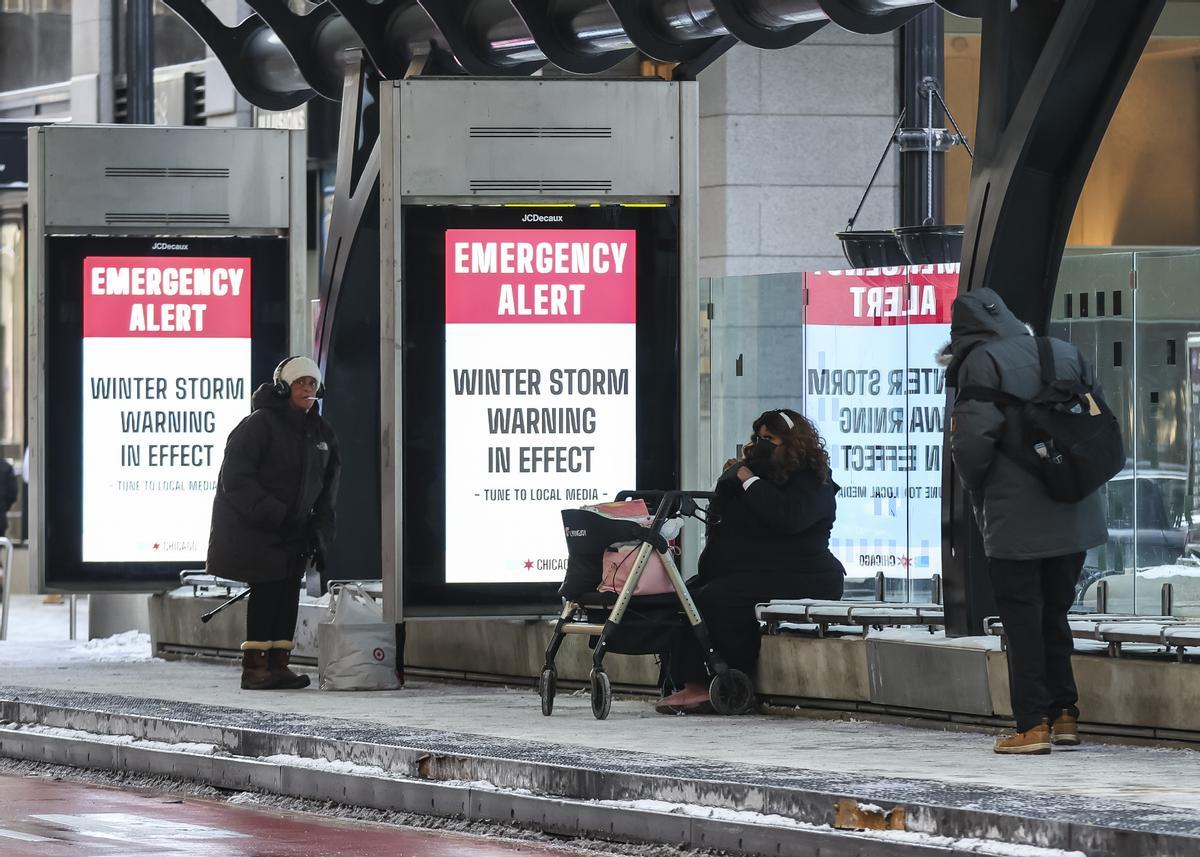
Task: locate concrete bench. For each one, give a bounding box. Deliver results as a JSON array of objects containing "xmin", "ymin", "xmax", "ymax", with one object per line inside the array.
[
  {"xmin": 757, "ymin": 599, "xmax": 945, "ymax": 637},
  {"xmin": 986, "ymin": 614, "xmax": 1200, "ymax": 660}
]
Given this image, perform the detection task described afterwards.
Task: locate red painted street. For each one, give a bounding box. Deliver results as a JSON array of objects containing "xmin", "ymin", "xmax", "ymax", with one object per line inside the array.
[{"xmin": 0, "ymin": 775, "xmax": 605, "ymax": 856}]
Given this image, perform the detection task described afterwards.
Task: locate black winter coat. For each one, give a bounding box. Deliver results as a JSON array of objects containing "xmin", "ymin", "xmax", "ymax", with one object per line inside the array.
[
  {"xmin": 698, "ymin": 463, "xmax": 844, "ymax": 582},
  {"xmin": 206, "ymin": 384, "xmax": 341, "ymax": 584}
]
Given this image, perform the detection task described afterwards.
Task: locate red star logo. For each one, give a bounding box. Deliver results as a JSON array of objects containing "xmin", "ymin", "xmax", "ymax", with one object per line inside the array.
[
  {"xmin": 152, "ymin": 543, "xmax": 160, "ymax": 550},
  {"xmin": 900, "ymin": 556, "xmax": 912, "ymax": 568},
  {"xmin": 523, "ymin": 559, "xmax": 534, "ymax": 570}
]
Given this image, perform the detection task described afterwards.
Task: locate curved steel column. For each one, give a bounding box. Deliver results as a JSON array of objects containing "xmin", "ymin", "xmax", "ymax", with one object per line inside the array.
[
  {"xmin": 942, "ymin": 0, "xmax": 1168, "ymax": 637},
  {"xmin": 164, "ymin": 0, "xmax": 988, "ymax": 110},
  {"xmin": 240, "ymin": 1, "xmax": 356, "ymax": 101},
  {"xmin": 329, "ymin": 0, "xmax": 453, "ymax": 79},
  {"xmin": 164, "ymin": 0, "xmax": 313, "ymax": 110}
]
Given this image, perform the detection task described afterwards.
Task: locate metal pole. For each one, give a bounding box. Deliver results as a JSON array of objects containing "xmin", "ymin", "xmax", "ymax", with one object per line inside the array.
[
  {"xmin": 69, "ymin": 594, "xmax": 77, "ymax": 641},
  {"xmin": 926, "ymin": 80, "xmax": 934, "ymax": 224},
  {"xmin": 898, "ymin": 6, "xmax": 944, "ymax": 228},
  {"xmin": 126, "ymin": 0, "xmax": 156, "ymax": 124},
  {"xmin": 1161, "ymin": 582, "xmax": 1174, "ymax": 617},
  {"xmin": 0, "ymin": 538, "xmax": 11, "ymax": 641}
]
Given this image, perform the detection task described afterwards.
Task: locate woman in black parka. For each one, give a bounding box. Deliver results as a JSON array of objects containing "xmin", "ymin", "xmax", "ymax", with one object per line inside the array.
[
  {"xmin": 207, "ymin": 356, "xmax": 340, "ymax": 690},
  {"xmin": 657, "ymin": 408, "xmax": 844, "ymax": 713}
]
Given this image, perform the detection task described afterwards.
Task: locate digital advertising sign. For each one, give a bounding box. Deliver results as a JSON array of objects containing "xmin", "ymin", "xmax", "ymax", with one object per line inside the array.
[
  {"xmin": 42, "ymin": 236, "xmax": 289, "ymax": 590},
  {"xmin": 443, "ymin": 229, "xmax": 638, "ymax": 584},
  {"xmin": 402, "ymin": 205, "xmax": 680, "ymax": 611}
]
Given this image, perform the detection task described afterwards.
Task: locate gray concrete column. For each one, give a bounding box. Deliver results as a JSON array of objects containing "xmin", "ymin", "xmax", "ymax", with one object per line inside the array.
[
  {"xmin": 69, "ymin": 0, "xmax": 114, "ymax": 122},
  {"xmin": 697, "ymin": 29, "xmax": 900, "ymax": 277},
  {"xmin": 88, "ymin": 593, "xmax": 151, "ymax": 639}
]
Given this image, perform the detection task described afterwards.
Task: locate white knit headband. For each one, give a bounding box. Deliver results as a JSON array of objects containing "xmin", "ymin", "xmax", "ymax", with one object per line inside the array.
[{"xmin": 778, "ymin": 410, "xmax": 794, "ymax": 430}]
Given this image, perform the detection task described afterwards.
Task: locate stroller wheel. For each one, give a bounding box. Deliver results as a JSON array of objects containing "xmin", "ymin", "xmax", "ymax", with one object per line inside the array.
[
  {"xmin": 590, "ymin": 669, "xmax": 612, "ymax": 720},
  {"xmin": 539, "ymin": 668, "xmax": 557, "ymax": 716},
  {"xmin": 709, "ymin": 669, "xmax": 755, "ymax": 715}
]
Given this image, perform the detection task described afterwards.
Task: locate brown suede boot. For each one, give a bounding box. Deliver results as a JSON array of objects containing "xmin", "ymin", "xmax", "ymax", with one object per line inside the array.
[
  {"xmin": 993, "ymin": 720, "xmax": 1052, "ymax": 755},
  {"xmin": 240, "ymin": 642, "xmax": 278, "ymax": 690},
  {"xmin": 268, "ymin": 641, "xmax": 311, "ymax": 689},
  {"xmin": 1051, "ymin": 710, "xmax": 1081, "ymax": 746}
]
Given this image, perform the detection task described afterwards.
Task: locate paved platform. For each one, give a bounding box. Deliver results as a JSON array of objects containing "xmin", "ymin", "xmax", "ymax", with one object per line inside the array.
[{"xmin": 0, "ymin": 635, "xmax": 1199, "ymax": 856}]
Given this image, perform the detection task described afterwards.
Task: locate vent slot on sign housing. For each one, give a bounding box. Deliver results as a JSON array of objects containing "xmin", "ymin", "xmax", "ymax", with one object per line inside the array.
[
  {"xmin": 468, "ymin": 179, "xmax": 613, "ymax": 193},
  {"xmin": 469, "ymin": 127, "xmax": 613, "ymax": 139},
  {"xmin": 104, "ymin": 212, "xmax": 231, "ymax": 225},
  {"xmin": 104, "ymin": 167, "xmax": 231, "ymax": 178}
]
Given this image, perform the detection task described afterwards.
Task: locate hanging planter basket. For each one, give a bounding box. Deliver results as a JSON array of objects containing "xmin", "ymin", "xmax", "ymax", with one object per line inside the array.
[
  {"xmin": 836, "ymin": 84, "xmax": 973, "ymax": 270},
  {"xmin": 892, "ymin": 224, "xmax": 964, "ymax": 265},
  {"xmin": 836, "ymin": 230, "xmax": 910, "ymax": 269}
]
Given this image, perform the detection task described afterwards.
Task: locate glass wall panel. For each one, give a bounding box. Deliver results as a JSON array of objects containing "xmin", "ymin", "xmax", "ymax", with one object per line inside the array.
[
  {"xmin": 706, "ymin": 273, "xmax": 806, "ymax": 493},
  {"xmin": 1130, "ymin": 250, "xmax": 1200, "ymax": 617},
  {"xmin": 1051, "ymin": 252, "xmax": 1135, "ymax": 610}
]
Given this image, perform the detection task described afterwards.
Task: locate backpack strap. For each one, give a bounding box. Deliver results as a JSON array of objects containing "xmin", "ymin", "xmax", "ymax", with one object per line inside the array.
[{"xmin": 1035, "ymin": 336, "xmax": 1057, "ymax": 387}]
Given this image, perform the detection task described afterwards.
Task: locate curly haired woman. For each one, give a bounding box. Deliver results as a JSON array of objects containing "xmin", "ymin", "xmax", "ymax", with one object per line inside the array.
[{"xmin": 657, "ymin": 408, "xmax": 844, "ymax": 714}]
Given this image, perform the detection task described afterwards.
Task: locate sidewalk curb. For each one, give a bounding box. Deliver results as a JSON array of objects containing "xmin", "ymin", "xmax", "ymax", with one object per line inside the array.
[
  {"xmin": 0, "ymin": 726, "xmax": 961, "ymax": 857},
  {"xmin": 2, "ymin": 694, "xmax": 1198, "ymax": 857}
]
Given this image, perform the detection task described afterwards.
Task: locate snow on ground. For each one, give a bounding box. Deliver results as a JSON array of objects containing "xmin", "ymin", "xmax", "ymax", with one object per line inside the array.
[
  {"xmin": 4, "ymin": 723, "xmax": 217, "ymax": 755},
  {"xmin": 590, "ymin": 798, "xmax": 1085, "ymax": 857},
  {"xmin": 1137, "ymin": 564, "xmax": 1200, "ymax": 580},
  {"xmin": 1, "ymin": 594, "xmax": 152, "ymax": 663}
]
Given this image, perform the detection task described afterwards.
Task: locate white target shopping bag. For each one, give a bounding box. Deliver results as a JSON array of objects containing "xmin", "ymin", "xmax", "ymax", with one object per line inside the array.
[{"xmin": 317, "ymin": 583, "xmax": 401, "ymax": 691}]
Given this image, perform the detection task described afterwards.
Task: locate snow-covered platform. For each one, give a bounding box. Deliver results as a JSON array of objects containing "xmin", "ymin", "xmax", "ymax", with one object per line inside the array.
[{"xmin": 1, "ymin": 595, "xmax": 1200, "ymax": 857}]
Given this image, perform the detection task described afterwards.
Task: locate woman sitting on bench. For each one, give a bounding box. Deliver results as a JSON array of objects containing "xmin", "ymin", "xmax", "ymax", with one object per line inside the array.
[{"xmin": 657, "ymin": 408, "xmax": 845, "ymax": 714}]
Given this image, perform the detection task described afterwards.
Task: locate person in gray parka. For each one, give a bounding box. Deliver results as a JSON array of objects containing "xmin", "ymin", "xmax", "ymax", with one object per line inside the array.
[{"xmin": 945, "ymin": 288, "xmax": 1107, "ymax": 755}]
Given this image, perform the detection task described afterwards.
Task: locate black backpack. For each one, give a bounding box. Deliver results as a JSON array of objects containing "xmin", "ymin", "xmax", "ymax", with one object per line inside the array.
[{"xmin": 957, "ymin": 337, "xmax": 1124, "ymax": 503}]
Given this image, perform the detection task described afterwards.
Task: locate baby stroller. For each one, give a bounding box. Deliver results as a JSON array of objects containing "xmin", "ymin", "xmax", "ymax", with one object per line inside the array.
[{"xmin": 539, "ymin": 490, "xmax": 755, "ymax": 720}]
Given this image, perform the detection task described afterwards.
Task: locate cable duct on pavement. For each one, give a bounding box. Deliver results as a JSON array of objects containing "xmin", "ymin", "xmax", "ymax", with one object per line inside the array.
[{"xmin": 161, "ymin": 0, "xmax": 984, "ymax": 109}]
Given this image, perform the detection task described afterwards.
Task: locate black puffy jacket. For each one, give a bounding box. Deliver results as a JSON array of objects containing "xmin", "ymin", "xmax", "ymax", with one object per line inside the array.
[
  {"xmin": 697, "ymin": 463, "xmax": 844, "ymax": 581},
  {"xmin": 206, "ymin": 384, "xmax": 340, "ymax": 584}
]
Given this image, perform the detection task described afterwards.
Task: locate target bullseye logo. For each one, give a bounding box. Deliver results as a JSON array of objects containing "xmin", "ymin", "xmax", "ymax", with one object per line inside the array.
[{"xmin": 372, "ymin": 647, "xmax": 385, "ymax": 662}]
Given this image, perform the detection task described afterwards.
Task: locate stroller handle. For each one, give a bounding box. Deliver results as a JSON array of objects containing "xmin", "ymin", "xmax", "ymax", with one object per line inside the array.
[
  {"xmin": 615, "ymin": 489, "xmax": 717, "ymax": 532},
  {"xmin": 615, "ymin": 489, "xmax": 716, "ymax": 502}
]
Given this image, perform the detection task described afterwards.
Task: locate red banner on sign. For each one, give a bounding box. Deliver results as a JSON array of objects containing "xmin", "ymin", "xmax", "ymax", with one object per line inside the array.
[
  {"xmin": 83, "ymin": 257, "xmax": 252, "ymax": 338},
  {"xmin": 445, "ymin": 229, "xmax": 636, "ymax": 324},
  {"xmin": 805, "ymin": 267, "xmax": 958, "ymax": 327}
]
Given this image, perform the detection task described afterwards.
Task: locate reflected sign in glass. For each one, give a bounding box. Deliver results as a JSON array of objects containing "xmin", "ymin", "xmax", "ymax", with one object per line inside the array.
[
  {"xmin": 80, "ymin": 256, "xmax": 252, "ymax": 562},
  {"xmin": 804, "ymin": 266, "xmax": 958, "ymax": 578},
  {"xmin": 443, "ymin": 229, "xmax": 637, "ymax": 584}
]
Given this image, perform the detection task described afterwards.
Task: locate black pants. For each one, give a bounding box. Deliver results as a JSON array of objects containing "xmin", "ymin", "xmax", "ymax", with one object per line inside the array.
[
  {"xmin": 988, "ymin": 552, "xmax": 1085, "ymax": 732},
  {"xmin": 667, "ymin": 570, "xmax": 844, "ymax": 689},
  {"xmin": 245, "ymin": 575, "xmax": 303, "ymax": 643}
]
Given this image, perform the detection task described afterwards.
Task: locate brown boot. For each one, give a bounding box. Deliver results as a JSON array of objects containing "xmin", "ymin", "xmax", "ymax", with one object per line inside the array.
[
  {"xmin": 1051, "ymin": 710, "xmax": 1081, "ymax": 746},
  {"xmin": 268, "ymin": 641, "xmax": 311, "ymax": 689},
  {"xmin": 993, "ymin": 720, "xmax": 1052, "ymax": 755},
  {"xmin": 240, "ymin": 642, "xmax": 278, "ymax": 690}
]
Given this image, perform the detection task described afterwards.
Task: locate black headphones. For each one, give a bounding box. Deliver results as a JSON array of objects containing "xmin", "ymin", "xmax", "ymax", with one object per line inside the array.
[{"xmin": 272, "ymin": 356, "xmax": 323, "ymax": 398}]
